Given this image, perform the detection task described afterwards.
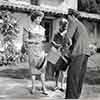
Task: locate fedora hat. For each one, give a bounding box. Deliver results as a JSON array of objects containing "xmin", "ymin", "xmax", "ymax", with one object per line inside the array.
[{"xmin": 68, "ymin": 8, "xmax": 80, "ymax": 17}]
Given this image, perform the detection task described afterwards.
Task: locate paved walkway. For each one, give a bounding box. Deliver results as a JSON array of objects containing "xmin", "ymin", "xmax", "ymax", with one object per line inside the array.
[
  {"xmin": 0, "ymin": 61, "xmax": 99, "ymax": 99},
  {"xmin": 0, "ymin": 77, "xmax": 100, "ymax": 99}
]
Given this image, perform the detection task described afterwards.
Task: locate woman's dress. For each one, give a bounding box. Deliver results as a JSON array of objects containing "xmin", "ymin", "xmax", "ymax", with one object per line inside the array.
[{"xmin": 24, "ymin": 24, "xmax": 46, "ymax": 75}]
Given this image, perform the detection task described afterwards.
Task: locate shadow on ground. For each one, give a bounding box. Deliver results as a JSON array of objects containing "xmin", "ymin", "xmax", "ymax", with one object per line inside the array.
[
  {"xmin": 0, "ymin": 64, "xmax": 100, "ymax": 86},
  {"xmin": 85, "ymin": 69, "xmax": 100, "ymax": 85},
  {"xmin": 0, "ymin": 68, "xmax": 30, "ymax": 79}
]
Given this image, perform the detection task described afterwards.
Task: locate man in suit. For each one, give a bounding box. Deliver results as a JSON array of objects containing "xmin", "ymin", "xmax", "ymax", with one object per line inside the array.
[{"xmin": 64, "ymin": 9, "xmax": 91, "ymax": 99}]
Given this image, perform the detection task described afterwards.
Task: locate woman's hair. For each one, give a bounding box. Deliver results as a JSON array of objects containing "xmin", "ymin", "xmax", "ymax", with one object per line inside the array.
[{"xmin": 30, "ymin": 10, "xmax": 44, "ymax": 22}]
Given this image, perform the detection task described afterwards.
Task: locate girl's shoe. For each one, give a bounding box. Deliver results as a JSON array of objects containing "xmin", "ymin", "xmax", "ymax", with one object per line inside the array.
[
  {"xmin": 30, "ymin": 88, "xmax": 36, "ymax": 95},
  {"xmin": 54, "ymin": 86, "xmax": 59, "ymax": 91}
]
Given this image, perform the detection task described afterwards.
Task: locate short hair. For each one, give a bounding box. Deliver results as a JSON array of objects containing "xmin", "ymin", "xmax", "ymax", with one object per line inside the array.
[
  {"xmin": 68, "ymin": 8, "xmax": 80, "ymax": 17},
  {"xmin": 59, "ymin": 18, "xmax": 68, "ymax": 26},
  {"xmin": 30, "ymin": 10, "xmax": 44, "ymax": 22}
]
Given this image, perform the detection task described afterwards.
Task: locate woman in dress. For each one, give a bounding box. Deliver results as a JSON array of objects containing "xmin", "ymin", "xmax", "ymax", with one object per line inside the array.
[{"xmin": 23, "ymin": 11, "xmax": 47, "ymax": 95}]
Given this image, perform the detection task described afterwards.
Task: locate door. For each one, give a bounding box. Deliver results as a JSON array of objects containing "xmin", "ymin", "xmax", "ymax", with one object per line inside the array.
[{"xmin": 42, "ymin": 19, "xmax": 53, "ymax": 42}]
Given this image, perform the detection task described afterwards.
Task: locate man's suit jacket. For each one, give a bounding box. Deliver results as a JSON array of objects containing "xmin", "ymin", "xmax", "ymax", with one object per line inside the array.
[{"xmin": 64, "ymin": 15, "xmax": 90, "ymax": 57}]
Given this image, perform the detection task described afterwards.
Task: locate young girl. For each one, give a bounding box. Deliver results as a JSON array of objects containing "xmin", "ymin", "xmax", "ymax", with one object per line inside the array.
[{"xmin": 51, "ymin": 18, "xmax": 71, "ymax": 91}]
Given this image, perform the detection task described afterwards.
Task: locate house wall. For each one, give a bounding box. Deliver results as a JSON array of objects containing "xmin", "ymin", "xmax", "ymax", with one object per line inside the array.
[
  {"xmin": 39, "ymin": 0, "xmax": 77, "ymax": 10},
  {"xmin": 82, "ymin": 19, "xmax": 100, "ymax": 47}
]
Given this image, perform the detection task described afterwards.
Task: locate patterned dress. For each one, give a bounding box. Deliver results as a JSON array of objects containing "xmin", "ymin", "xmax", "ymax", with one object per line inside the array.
[{"xmin": 23, "ymin": 24, "xmax": 46, "ymax": 75}]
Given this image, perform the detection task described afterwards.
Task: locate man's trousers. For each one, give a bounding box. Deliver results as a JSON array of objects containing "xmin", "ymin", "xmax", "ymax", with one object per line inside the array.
[{"xmin": 65, "ymin": 54, "xmax": 88, "ymax": 99}]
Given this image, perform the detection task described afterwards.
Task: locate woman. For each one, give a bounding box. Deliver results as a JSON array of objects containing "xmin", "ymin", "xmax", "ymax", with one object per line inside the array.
[{"xmin": 23, "ymin": 10, "xmax": 47, "ymax": 95}]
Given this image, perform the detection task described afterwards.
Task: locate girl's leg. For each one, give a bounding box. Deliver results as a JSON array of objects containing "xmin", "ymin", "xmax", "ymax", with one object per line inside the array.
[
  {"xmin": 54, "ymin": 70, "xmax": 60, "ymax": 90},
  {"xmin": 61, "ymin": 71, "xmax": 64, "ymax": 88},
  {"xmin": 60, "ymin": 71, "xmax": 65, "ymax": 92}
]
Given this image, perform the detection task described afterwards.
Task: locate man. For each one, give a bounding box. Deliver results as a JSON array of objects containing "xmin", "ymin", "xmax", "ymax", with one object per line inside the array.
[{"xmin": 64, "ymin": 9, "xmax": 91, "ymax": 99}]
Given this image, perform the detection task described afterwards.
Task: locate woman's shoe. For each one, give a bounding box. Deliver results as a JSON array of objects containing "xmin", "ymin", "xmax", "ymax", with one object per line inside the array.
[
  {"xmin": 59, "ymin": 88, "xmax": 64, "ymax": 92},
  {"xmin": 42, "ymin": 91, "xmax": 48, "ymax": 95},
  {"xmin": 41, "ymin": 87, "xmax": 48, "ymax": 95}
]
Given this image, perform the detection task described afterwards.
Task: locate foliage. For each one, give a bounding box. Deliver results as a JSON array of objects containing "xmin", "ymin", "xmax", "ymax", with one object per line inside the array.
[
  {"xmin": 0, "ymin": 10, "xmax": 19, "ymax": 44},
  {"xmin": 0, "ymin": 10, "xmax": 20, "ymax": 64}
]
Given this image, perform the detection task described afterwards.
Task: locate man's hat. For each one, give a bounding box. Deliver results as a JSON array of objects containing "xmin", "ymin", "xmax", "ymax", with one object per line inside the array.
[{"xmin": 68, "ymin": 8, "xmax": 80, "ymax": 17}]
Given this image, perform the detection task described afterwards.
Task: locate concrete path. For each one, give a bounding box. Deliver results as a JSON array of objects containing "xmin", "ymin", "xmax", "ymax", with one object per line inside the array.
[{"xmin": 0, "ymin": 77, "xmax": 100, "ymax": 99}]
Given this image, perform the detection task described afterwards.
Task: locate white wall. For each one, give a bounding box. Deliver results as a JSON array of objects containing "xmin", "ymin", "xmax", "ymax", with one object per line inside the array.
[
  {"xmin": 64, "ymin": 0, "xmax": 78, "ymax": 10},
  {"xmin": 39, "ymin": 0, "xmax": 77, "ymax": 11},
  {"xmin": 39, "ymin": 0, "xmax": 63, "ymax": 7}
]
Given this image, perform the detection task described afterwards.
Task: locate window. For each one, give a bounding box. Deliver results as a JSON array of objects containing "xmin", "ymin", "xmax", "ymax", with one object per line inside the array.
[
  {"xmin": 78, "ymin": 0, "xmax": 100, "ymax": 14},
  {"xmin": 30, "ymin": 0, "xmax": 39, "ymax": 5}
]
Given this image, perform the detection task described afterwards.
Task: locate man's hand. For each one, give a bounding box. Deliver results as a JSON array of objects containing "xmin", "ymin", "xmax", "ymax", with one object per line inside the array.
[{"xmin": 89, "ymin": 44, "xmax": 97, "ymax": 55}]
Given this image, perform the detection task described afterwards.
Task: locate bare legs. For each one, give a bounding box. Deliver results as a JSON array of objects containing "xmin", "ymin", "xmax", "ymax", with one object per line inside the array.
[
  {"xmin": 55, "ymin": 71, "xmax": 59, "ymax": 89},
  {"xmin": 40, "ymin": 73, "xmax": 48, "ymax": 94},
  {"xmin": 60, "ymin": 71, "xmax": 66, "ymax": 92},
  {"xmin": 31, "ymin": 75, "xmax": 36, "ymax": 93},
  {"xmin": 31, "ymin": 59, "xmax": 48, "ymax": 95},
  {"xmin": 31, "ymin": 73, "xmax": 47, "ymax": 94},
  {"xmin": 55, "ymin": 71, "xmax": 66, "ymax": 92}
]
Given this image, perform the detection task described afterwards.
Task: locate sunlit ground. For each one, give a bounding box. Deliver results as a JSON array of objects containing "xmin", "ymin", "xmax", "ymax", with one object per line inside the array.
[{"xmin": 0, "ymin": 53, "xmax": 99, "ymax": 99}]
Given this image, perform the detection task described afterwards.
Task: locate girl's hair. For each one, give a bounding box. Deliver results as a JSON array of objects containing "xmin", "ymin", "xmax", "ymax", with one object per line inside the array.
[
  {"xmin": 30, "ymin": 10, "xmax": 44, "ymax": 22},
  {"xmin": 59, "ymin": 18, "xmax": 68, "ymax": 26},
  {"xmin": 59, "ymin": 18, "xmax": 68, "ymax": 32}
]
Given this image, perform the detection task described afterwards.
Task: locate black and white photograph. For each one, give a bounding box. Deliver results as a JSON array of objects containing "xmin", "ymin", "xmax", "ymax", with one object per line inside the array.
[{"xmin": 0, "ymin": 0, "xmax": 100, "ymax": 99}]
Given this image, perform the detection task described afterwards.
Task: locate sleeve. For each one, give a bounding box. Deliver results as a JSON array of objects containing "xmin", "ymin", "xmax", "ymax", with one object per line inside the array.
[
  {"xmin": 66, "ymin": 16, "xmax": 77, "ymax": 39},
  {"xmin": 64, "ymin": 16, "xmax": 77, "ymax": 46}
]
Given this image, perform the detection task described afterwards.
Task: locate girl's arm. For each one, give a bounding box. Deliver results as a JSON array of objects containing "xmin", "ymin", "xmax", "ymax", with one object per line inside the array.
[{"xmin": 51, "ymin": 41, "xmax": 61, "ymax": 47}]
